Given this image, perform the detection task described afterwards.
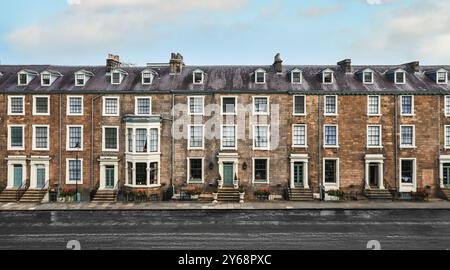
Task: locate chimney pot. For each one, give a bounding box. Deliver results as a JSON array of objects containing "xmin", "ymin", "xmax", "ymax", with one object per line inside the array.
[
  {"xmin": 170, "ymin": 52, "xmax": 185, "ymax": 74},
  {"xmin": 273, "ymin": 53, "xmax": 283, "ymax": 73},
  {"xmin": 106, "ymin": 54, "xmax": 121, "ymax": 72},
  {"xmin": 337, "ymin": 59, "xmax": 352, "ymax": 73},
  {"xmin": 405, "ymin": 61, "xmax": 420, "ymax": 72}
]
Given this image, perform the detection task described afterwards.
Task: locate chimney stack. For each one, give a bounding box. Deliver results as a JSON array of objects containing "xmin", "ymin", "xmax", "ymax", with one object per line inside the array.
[
  {"xmin": 273, "ymin": 53, "xmax": 283, "ymax": 73},
  {"xmin": 337, "ymin": 59, "xmax": 352, "ymax": 73},
  {"xmin": 405, "ymin": 61, "xmax": 420, "ymax": 72},
  {"xmin": 106, "ymin": 54, "xmax": 121, "ymax": 72},
  {"xmin": 170, "ymin": 53, "xmax": 185, "ymax": 74}
]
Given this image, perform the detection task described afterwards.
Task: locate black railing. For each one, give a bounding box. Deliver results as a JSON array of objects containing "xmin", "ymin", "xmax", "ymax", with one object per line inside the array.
[{"xmin": 16, "ymin": 183, "xmax": 29, "ymax": 201}]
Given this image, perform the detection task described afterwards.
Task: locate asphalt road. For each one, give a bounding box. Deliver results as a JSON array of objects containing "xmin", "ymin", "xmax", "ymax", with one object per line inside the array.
[{"xmin": 0, "ymin": 209, "xmax": 449, "ymax": 250}]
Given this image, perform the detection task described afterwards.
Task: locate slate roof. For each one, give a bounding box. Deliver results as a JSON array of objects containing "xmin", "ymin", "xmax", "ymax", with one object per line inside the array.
[{"xmin": 0, "ymin": 63, "xmax": 449, "ymax": 94}]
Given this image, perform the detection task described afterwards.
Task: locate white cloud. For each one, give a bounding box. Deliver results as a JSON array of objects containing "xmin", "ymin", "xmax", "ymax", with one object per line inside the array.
[
  {"xmin": 298, "ymin": 5, "xmax": 342, "ymax": 17},
  {"xmin": 7, "ymin": 0, "xmax": 249, "ymax": 54}
]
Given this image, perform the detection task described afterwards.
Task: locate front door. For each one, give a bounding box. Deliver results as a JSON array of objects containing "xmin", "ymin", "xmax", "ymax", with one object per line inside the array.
[
  {"xmin": 36, "ymin": 165, "xmax": 46, "ymax": 188},
  {"xmin": 293, "ymin": 162, "xmax": 304, "ymax": 187},
  {"xmin": 105, "ymin": 166, "xmax": 115, "ymax": 189},
  {"xmin": 443, "ymin": 164, "xmax": 450, "ymax": 187},
  {"xmin": 223, "ymin": 163, "xmax": 234, "ymax": 186},
  {"xmin": 13, "ymin": 164, "xmax": 23, "ymax": 188},
  {"xmin": 369, "ymin": 163, "xmax": 378, "ymax": 187}
]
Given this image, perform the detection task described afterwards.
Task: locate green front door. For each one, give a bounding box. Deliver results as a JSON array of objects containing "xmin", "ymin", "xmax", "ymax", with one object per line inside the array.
[
  {"xmin": 13, "ymin": 165, "xmax": 23, "ymax": 188},
  {"xmin": 105, "ymin": 166, "xmax": 115, "ymax": 189},
  {"xmin": 36, "ymin": 165, "xmax": 46, "ymax": 188},
  {"xmin": 293, "ymin": 162, "xmax": 304, "ymax": 187},
  {"xmin": 223, "ymin": 163, "xmax": 234, "ymax": 186},
  {"xmin": 444, "ymin": 164, "xmax": 450, "ymax": 187}
]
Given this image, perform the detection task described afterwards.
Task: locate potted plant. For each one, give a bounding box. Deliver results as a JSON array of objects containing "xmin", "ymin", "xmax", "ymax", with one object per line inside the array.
[
  {"xmin": 217, "ymin": 174, "xmax": 223, "ymax": 189},
  {"xmin": 325, "ymin": 189, "xmax": 344, "ymax": 201},
  {"xmin": 233, "ymin": 173, "xmax": 239, "ymax": 189},
  {"xmin": 212, "ymin": 188, "xmax": 218, "ymax": 203},
  {"xmin": 186, "ymin": 186, "xmax": 202, "ymax": 200},
  {"xmin": 254, "ymin": 188, "xmax": 270, "ymax": 200},
  {"xmin": 238, "ymin": 186, "xmax": 245, "ymax": 203}
]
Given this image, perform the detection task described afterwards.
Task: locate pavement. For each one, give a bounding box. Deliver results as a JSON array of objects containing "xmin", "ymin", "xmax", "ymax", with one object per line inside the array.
[
  {"xmin": 0, "ymin": 209, "xmax": 449, "ymax": 250},
  {"xmin": 0, "ymin": 199, "xmax": 449, "ymax": 211}
]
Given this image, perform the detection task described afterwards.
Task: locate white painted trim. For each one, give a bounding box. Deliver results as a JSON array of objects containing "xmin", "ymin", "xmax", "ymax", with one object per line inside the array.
[
  {"xmin": 134, "ymin": 96, "xmax": 152, "ymax": 116},
  {"xmin": 323, "ymin": 124, "xmax": 339, "ymax": 148},
  {"xmin": 125, "ymin": 124, "xmax": 161, "ymax": 154},
  {"xmin": 66, "ymin": 125, "xmax": 84, "ymax": 151},
  {"xmin": 437, "ymin": 70, "xmax": 448, "ymax": 84},
  {"xmin": 363, "ymin": 71, "xmax": 374, "ymax": 84},
  {"xmin": 102, "ymin": 126, "xmax": 119, "ymax": 152},
  {"xmin": 399, "ymin": 125, "xmax": 416, "ymax": 149},
  {"xmin": 75, "ymin": 73, "xmax": 87, "ymax": 86},
  {"xmin": 141, "ymin": 71, "xmax": 155, "ymax": 85},
  {"xmin": 324, "ymin": 95, "xmax": 338, "ymax": 116},
  {"xmin": 399, "ymin": 158, "xmax": 417, "ymax": 192},
  {"xmin": 6, "ymin": 156, "xmax": 27, "ymax": 189},
  {"xmin": 192, "ymin": 69, "xmax": 205, "ymax": 85},
  {"xmin": 220, "ymin": 96, "xmax": 237, "ymax": 115},
  {"xmin": 66, "ymin": 96, "xmax": 84, "ymax": 116},
  {"xmin": 252, "ymin": 157, "xmax": 270, "ymax": 184},
  {"xmin": 439, "ymin": 155, "xmax": 450, "ymax": 188},
  {"xmin": 292, "ymin": 124, "xmax": 308, "ymax": 148},
  {"xmin": 445, "ymin": 96, "xmax": 450, "ymax": 117},
  {"xmin": 254, "ymin": 69, "xmax": 266, "ymax": 84},
  {"xmin": 367, "ymin": 95, "xmax": 381, "ymax": 116},
  {"xmin": 217, "ymin": 152, "xmax": 239, "ymax": 186},
  {"xmin": 187, "ymin": 124, "xmax": 205, "ymax": 150},
  {"xmin": 400, "ymin": 95, "xmax": 415, "ymax": 116},
  {"xmin": 124, "ymin": 159, "xmax": 161, "ymax": 188},
  {"xmin": 102, "ymin": 96, "xmax": 120, "ymax": 117},
  {"xmin": 111, "ymin": 70, "xmax": 124, "ymax": 85},
  {"xmin": 32, "ymin": 125, "xmax": 50, "ymax": 151},
  {"xmin": 252, "ymin": 96, "xmax": 270, "ymax": 115},
  {"xmin": 187, "ymin": 157, "xmax": 205, "ymax": 184},
  {"xmin": 187, "ymin": 96, "xmax": 205, "ymax": 116},
  {"xmin": 252, "ymin": 124, "xmax": 270, "ymax": 150},
  {"xmin": 17, "ymin": 72, "xmax": 31, "ymax": 86},
  {"xmin": 66, "ymin": 158, "xmax": 83, "ymax": 185},
  {"xmin": 322, "ymin": 69, "xmax": 334, "ymax": 84},
  {"xmin": 32, "ymin": 95, "xmax": 50, "ymax": 116},
  {"xmin": 364, "ymin": 154, "xmax": 385, "ymax": 190},
  {"xmin": 322, "ymin": 158, "xmax": 340, "ymax": 190},
  {"xmin": 395, "ymin": 71, "xmax": 406, "ymax": 84},
  {"xmin": 30, "ymin": 158, "xmax": 50, "ymax": 189},
  {"xmin": 40, "ymin": 72, "xmax": 56, "ymax": 87},
  {"xmin": 367, "ymin": 125, "xmax": 383, "ymax": 148},
  {"xmin": 290, "ymin": 154, "xmax": 309, "ymax": 189},
  {"xmin": 293, "ymin": 95, "xmax": 306, "ymax": 116},
  {"xmin": 445, "ymin": 125, "xmax": 450, "ymax": 149},
  {"xmin": 291, "ymin": 69, "xmax": 303, "ymax": 84},
  {"xmin": 7, "ymin": 124, "xmax": 25, "ymax": 151},
  {"xmin": 7, "ymin": 95, "xmax": 25, "ymax": 116},
  {"xmin": 99, "ymin": 157, "xmax": 119, "ymax": 190},
  {"xmin": 220, "ymin": 125, "xmax": 237, "ymax": 150}
]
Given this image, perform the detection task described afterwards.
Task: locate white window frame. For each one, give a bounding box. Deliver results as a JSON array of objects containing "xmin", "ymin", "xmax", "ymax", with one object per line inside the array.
[
  {"xmin": 324, "ymin": 95, "xmax": 338, "ymax": 116},
  {"xmin": 399, "ymin": 158, "xmax": 417, "ymax": 192},
  {"xmin": 187, "ymin": 96, "xmax": 205, "ymax": 116},
  {"xmin": 323, "ymin": 124, "xmax": 339, "ymax": 148},
  {"xmin": 141, "ymin": 71, "xmax": 154, "ymax": 85},
  {"xmin": 292, "ymin": 124, "xmax": 307, "ymax": 148},
  {"xmin": 367, "ymin": 125, "xmax": 382, "ymax": 148},
  {"xmin": 437, "ymin": 71, "xmax": 448, "ymax": 84},
  {"xmin": 293, "ymin": 95, "xmax": 306, "ymax": 116},
  {"xmin": 252, "ymin": 124, "xmax": 270, "ymax": 150},
  {"xmin": 41, "ymin": 72, "xmax": 52, "ymax": 86},
  {"xmin": 220, "ymin": 125, "xmax": 237, "ymax": 150},
  {"xmin": 102, "ymin": 96, "xmax": 120, "ymax": 117},
  {"xmin": 395, "ymin": 71, "xmax": 406, "ymax": 84},
  {"xmin": 8, "ymin": 95, "xmax": 25, "ymax": 116},
  {"xmin": 252, "ymin": 157, "xmax": 270, "ymax": 184},
  {"xmin": 7, "ymin": 125, "xmax": 25, "ymax": 151},
  {"xmin": 322, "ymin": 70, "xmax": 334, "ymax": 84},
  {"xmin": 221, "ymin": 96, "xmax": 237, "ymax": 115},
  {"xmin": 187, "ymin": 125, "xmax": 205, "ymax": 150},
  {"xmin": 291, "ymin": 69, "xmax": 303, "ymax": 84},
  {"xmin": 252, "ymin": 96, "xmax": 270, "ymax": 115},
  {"xmin": 18, "ymin": 72, "xmax": 30, "ymax": 86},
  {"xmin": 75, "ymin": 73, "xmax": 87, "ymax": 86},
  {"xmin": 400, "ymin": 125, "xmax": 416, "ymax": 148},
  {"xmin": 66, "ymin": 158, "xmax": 83, "ymax": 185},
  {"xmin": 134, "ymin": 96, "xmax": 152, "ymax": 116},
  {"xmin": 363, "ymin": 71, "xmax": 374, "ymax": 84},
  {"xmin": 445, "ymin": 125, "xmax": 450, "ymax": 149},
  {"xmin": 66, "ymin": 125, "xmax": 83, "ymax": 151},
  {"xmin": 323, "ymin": 158, "xmax": 340, "ymax": 190},
  {"xmin": 33, "ymin": 95, "xmax": 50, "ymax": 116},
  {"xmin": 111, "ymin": 71, "xmax": 123, "ymax": 85},
  {"xmin": 400, "ymin": 95, "xmax": 415, "ymax": 116},
  {"xmin": 367, "ymin": 95, "xmax": 381, "ymax": 116},
  {"xmin": 67, "ymin": 96, "xmax": 84, "ymax": 116},
  {"xmin": 193, "ymin": 70, "xmax": 204, "ymax": 85},
  {"xmin": 187, "ymin": 157, "xmax": 204, "ymax": 184},
  {"xmin": 102, "ymin": 126, "xmax": 119, "ymax": 152},
  {"xmin": 255, "ymin": 70, "xmax": 266, "ymax": 84},
  {"xmin": 445, "ymin": 96, "xmax": 450, "ymax": 117},
  {"xmin": 32, "ymin": 125, "xmax": 50, "ymax": 151}
]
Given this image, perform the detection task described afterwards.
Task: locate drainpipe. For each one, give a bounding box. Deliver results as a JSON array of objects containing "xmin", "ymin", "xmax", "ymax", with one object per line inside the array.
[
  {"xmin": 58, "ymin": 94, "xmax": 62, "ymax": 192},
  {"xmin": 394, "ymin": 94, "xmax": 398, "ymax": 192},
  {"xmin": 171, "ymin": 93, "xmax": 175, "ymax": 195},
  {"xmin": 317, "ymin": 95, "xmax": 323, "ymax": 200},
  {"xmin": 91, "ymin": 94, "xmax": 104, "ymax": 190}
]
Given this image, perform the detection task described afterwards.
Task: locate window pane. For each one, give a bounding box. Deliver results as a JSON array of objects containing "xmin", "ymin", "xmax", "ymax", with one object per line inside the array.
[
  {"xmin": 324, "ymin": 72, "xmax": 333, "ymax": 83},
  {"xmin": 104, "ymin": 128, "xmax": 117, "ymax": 149},
  {"xmin": 255, "ymin": 126, "xmax": 268, "ymax": 148},
  {"xmin": 396, "ymin": 72, "xmax": 405, "ymax": 83},
  {"xmin": 135, "ymin": 129, "xmax": 147, "ymax": 152},
  {"xmin": 324, "ymin": 160, "xmax": 336, "ymax": 183},
  {"xmin": 76, "ymin": 74, "xmax": 85, "ymax": 85},
  {"xmin": 42, "ymin": 74, "xmax": 51, "ymax": 85},
  {"xmin": 11, "ymin": 127, "xmax": 23, "ymax": 147},
  {"xmin": 149, "ymin": 128, "xmax": 158, "ymax": 152},
  {"xmin": 222, "ymin": 126, "xmax": 236, "ymax": 148},
  {"xmin": 190, "ymin": 159, "xmax": 202, "ymax": 181},
  {"xmin": 194, "ymin": 72, "xmax": 203, "ymax": 83},
  {"xmin": 401, "ymin": 160, "xmax": 413, "ymax": 183},
  {"xmin": 36, "ymin": 165, "xmax": 46, "ymax": 183},
  {"xmin": 292, "ymin": 72, "xmax": 301, "ymax": 83},
  {"xmin": 35, "ymin": 97, "xmax": 49, "ymax": 114},
  {"xmin": 254, "ymin": 97, "xmax": 268, "ymax": 113},
  {"xmin": 35, "ymin": 126, "xmax": 48, "ymax": 149},
  {"xmin": 69, "ymin": 127, "xmax": 82, "ymax": 149},
  {"xmin": 69, "ymin": 160, "xmax": 82, "ymax": 181},
  {"xmin": 446, "ymin": 96, "xmax": 450, "ymax": 115},
  {"xmin": 104, "ymin": 98, "xmax": 118, "ymax": 115},
  {"xmin": 402, "ymin": 96, "xmax": 412, "ymax": 114},
  {"xmin": 294, "ymin": 96, "xmax": 305, "ymax": 114},
  {"xmin": 150, "ymin": 162, "xmax": 158, "ymax": 185},
  {"xmin": 222, "ymin": 97, "xmax": 236, "ymax": 113},
  {"xmin": 325, "ymin": 96, "xmax": 336, "ymax": 114},
  {"xmin": 446, "ymin": 127, "xmax": 450, "ymax": 147},
  {"xmin": 364, "ymin": 72, "xmax": 373, "ymax": 83},
  {"xmin": 189, "ymin": 97, "xmax": 203, "ymax": 114},
  {"xmin": 368, "ymin": 126, "xmax": 380, "ymax": 146},
  {"xmin": 142, "ymin": 73, "xmax": 152, "ymax": 84},
  {"xmin": 368, "ymin": 96, "xmax": 379, "ymax": 115},
  {"xmin": 401, "ymin": 126, "xmax": 413, "ymax": 146},
  {"xmin": 69, "ymin": 97, "xmax": 82, "ymax": 114},
  {"xmin": 254, "ymin": 159, "xmax": 267, "ymax": 182},
  {"xmin": 256, "ymin": 72, "xmax": 265, "ymax": 83},
  {"xmin": 293, "ymin": 125, "xmax": 306, "ymax": 146},
  {"xmin": 127, "ymin": 128, "xmax": 133, "ymax": 152},
  {"xmin": 325, "ymin": 126, "xmax": 337, "ymax": 146},
  {"xmin": 19, "ymin": 74, "xmax": 27, "ymax": 85},
  {"xmin": 190, "ymin": 126, "xmax": 203, "ymax": 148},
  {"xmin": 137, "ymin": 98, "xmax": 151, "ymax": 115},
  {"xmin": 10, "ymin": 97, "xmax": 23, "ymax": 114},
  {"xmin": 112, "ymin": 72, "xmax": 121, "ymax": 84}
]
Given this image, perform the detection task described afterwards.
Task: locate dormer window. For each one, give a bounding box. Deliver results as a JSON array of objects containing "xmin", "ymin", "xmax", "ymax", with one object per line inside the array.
[
  {"xmin": 395, "ymin": 70, "xmax": 406, "ymax": 84},
  {"xmin": 193, "ymin": 70, "xmax": 204, "ymax": 84},
  {"xmin": 142, "ymin": 72, "xmax": 154, "ymax": 85},
  {"xmin": 110, "ymin": 69, "xmax": 127, "ymax": 85},
  {"xmin": 437, "ymin": 70, "xmax": 448, "ymax": 84},
  {"xmin": 363, "ymin": 71, "xmax": 374, "ymax": 84},
  {"xmin": 40, "ymin": 70, "xmax": 62, "ymax": 87},
  {"xmin": 322, "ymin": 69, "xmax": 334, "ymax": 84},
  {"xmin": 17, "ymin": 70, "xmax": 37, "ymax": 86},
  {"xmin": 41, "ymin": 74, "xmax": 51, "ymax": 86},
  {"xmin": 19, "ymin": 73, "xmax": 28, "ymax": 85},
  {"xmin": 291, "ymin": 69, "xmax": 302, "ymax": 84},
  {"xmin": 255, "ymin": 69, "xmax": 266, "ymax": 84},
  {"xmin": 76, "ymin": 74, "xmax": 86, "ymax": 86}
]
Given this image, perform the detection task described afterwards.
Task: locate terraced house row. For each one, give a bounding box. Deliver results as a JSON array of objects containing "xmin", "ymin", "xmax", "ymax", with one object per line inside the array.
[{"xmin": 0, "ymin": 53, "xmax": 450, "ymax": 203}]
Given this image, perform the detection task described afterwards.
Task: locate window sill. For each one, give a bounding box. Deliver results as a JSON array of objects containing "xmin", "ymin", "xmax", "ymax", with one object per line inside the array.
[
  {"xmin": 323, "ymin": 145, "xmax": 339, "ymax": 149},
  {"xmin": 400, "ymin": 146, "xmax": 417, "ymax": 149},
  {"xmin": 102, "ymin": 149, "xmax": 119, "ymax": 152},
  {"xmin": 324, "ymin": 114, "xmax": 338, "ymax": 117},
  {"xmin": 102, "ymin": 114, "xmax": 120, "ymax": 117},
  {"xmin": 367, "ymin": 146, "xmax": 383, "ymax": 149},
  {"xmin": 253, "ymin": 148, "xmax": 270, "ymax": 151},
  {"xmin": 293, "ymin": 113, "xmax": 307, "ymax": 117},
  {"xmin": 292, "ymin": 145, "xmax": 308, "ymax": 148},
  {"xmin": 188, "ymin": 113, "xmax": 205, "ymax": 116},
  {"xmin": 8, "ymin": 113, "xmax": 25, "ymax": 116},
  {"xmin": 400, "ymin": 114, "xmax": 415, "ymax": 117},
  {"xmin": 32, "ymin": 148, "xmax": 50, "ymax": 151},
  {"xmin": 124, "ymin": 184, "xmax": 161, "ymax": 188},
  {"xmin": 66, "ymin": 149, "xmax": 84, "ymax": 152},
  {"xmin": 187, "ymin": 180, "xmax": 203, "ymax": 184},
  {"xmin": 8, "ymin": 148, "xmax": 25, "ymax": 151},
  {"xmin": 367, "ymin": 114, "xmax": 382, "ymax": 117},
  {"xmin": 33, "ymin": 113, "xmax": 50, "ymax": 116}
]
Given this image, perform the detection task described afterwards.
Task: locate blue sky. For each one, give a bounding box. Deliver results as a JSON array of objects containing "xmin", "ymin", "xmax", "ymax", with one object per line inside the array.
[{"xmin": 1, "ymin": 0, "xmax": 449, "ymax": 66}]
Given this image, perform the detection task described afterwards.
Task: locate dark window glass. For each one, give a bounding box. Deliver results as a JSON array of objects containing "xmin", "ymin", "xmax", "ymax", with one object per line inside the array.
[
  {"xmin": 190, "ymin": 159, "xmax": 202, "ymax": 181},
  {"xmin": 10, "ymin": 126, "xmax": 23, "ymax": 147},
  {"xmin": 222, "ymin": 97, "xmax": 236, "ymax": 114},
  {"xmin": 324, "ymin": 160, "xmax": 336, "ymax": 183},
  {"xmin": 401, "ymin": 160, "xmax": 413, "ymax": 183},
  {"xmin": 294, "ymin": 96, "xmax": 305, "ymax": 114},
  {"xmin": 104, "ymin": 128, "xmax": 117, "ymax": 149},
  {"xmin": 35, "ymin": 97, "xmax": 49, "ymax": 114},
  {"xmin": 254, "ymin": 159, "xmax": 267, "ymax": 182}
]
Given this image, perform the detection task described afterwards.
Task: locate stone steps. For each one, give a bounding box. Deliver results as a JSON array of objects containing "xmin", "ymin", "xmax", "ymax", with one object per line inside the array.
[
  {"xmin": 91, "ymin": 190, "xmax": 117, "ymax": 202},
  {"xmin": 0, "ymin": 190, "xmax": 20, "ymax": 202},
  {"xmin": 441, "ymin": 189, "xmax": 450, "ymax": 201},
  {"xmin": 288, "ymin": 188, "xmax": 314, "ymax": 201},
  {"xmin": 20, "ymin": 189, "xmax": 47, "ymax": 203},
  {"xmin": 217, "ymin": 188, "xmax": 239, "ymax": 202},
  {"xmin": 364, "ymin": 189, "xmax": 393, "ymax": 200}
]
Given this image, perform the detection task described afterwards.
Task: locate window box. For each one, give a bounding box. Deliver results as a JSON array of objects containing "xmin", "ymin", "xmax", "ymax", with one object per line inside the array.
[
  {"xmin": 254, "ymin": 188, "xmax": 270, "ymax": 200},
  {"xmin": 325, "ymin": 189, "xmax": 344, "ymax": 201}
]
